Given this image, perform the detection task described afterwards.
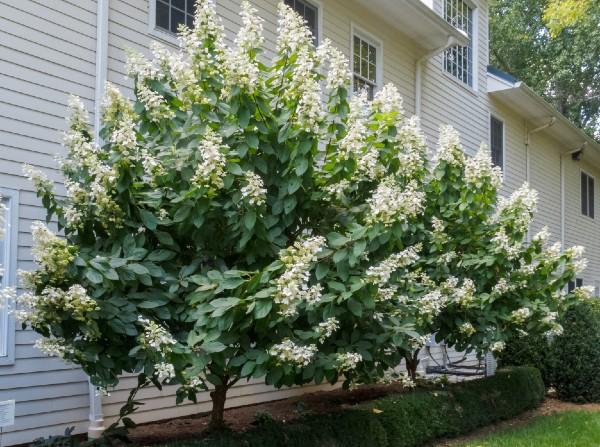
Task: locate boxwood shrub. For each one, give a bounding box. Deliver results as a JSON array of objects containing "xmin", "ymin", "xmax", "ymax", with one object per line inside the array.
[{"xmin": 165, "ymin": 366, "xmax": 543, "ymax": 447}]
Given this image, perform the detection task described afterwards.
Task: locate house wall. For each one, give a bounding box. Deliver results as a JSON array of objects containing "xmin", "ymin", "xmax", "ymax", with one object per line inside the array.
[
  {"xmin": 0, "ymin": 1, "xmax": 98, "ymax": 445},
  {"xmin": 490, "ymin": 97, "xmax": 600, "ymax": 288}
]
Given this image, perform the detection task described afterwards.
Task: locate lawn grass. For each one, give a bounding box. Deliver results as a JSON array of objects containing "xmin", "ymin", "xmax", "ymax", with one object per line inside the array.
[{"xmin": 459, "ymin": 411, "xmax": 600, "ymax": 447}]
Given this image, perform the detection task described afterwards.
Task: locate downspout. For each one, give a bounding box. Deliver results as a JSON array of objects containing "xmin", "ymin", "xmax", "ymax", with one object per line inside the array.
[
  {"xmin": 561, "ymin": 143, "xmax": 587, "ymax": 250},
  {"xmin": 88, "ymin": 0, "xmax": 109, "ymax": 439},
  {"xmin": 415, "ymin": 36, "xmax": 459, "ymax": 118}
]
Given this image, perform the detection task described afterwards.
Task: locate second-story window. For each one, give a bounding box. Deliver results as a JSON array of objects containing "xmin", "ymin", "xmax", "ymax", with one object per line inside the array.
[
  {"xmin": 155, "ymin": 0, "xmax": 195, "ymax": 34},
  {"xmin": 352, "ymin": 33, "xmax": 380, "ymax": 100},
  {"xmin": 284, "ymin": 0, "xmax": 319, "ymax": 44},
  {"xmin": 490, "ymin": 115, "xmax": 504, "ymax": 169},
  {"xmin": 443, "ymin": 0, "xmax": 474, "ymax": 87},
  {"xmin": 581, "ymin": 171, "xmax": 595, "ymax": 218}
]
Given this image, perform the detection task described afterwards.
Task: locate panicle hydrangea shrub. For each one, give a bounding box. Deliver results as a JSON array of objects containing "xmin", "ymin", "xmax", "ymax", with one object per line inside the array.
[{"xmin": 9, "ymin": 0, "xmax": 588, "ymax": 429}]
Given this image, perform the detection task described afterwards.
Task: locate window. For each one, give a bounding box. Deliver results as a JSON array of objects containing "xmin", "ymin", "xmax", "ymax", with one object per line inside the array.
[
  {"xmin": 568, "ymin": 278, "xmax": 584, "ymax": 293},
  {"xmin": 443, "ymin": 0, "xmax": 474, "ymax": 87},
  {"xmin": 352, "ymin": 31, "xmax": 381, "ymax": 100},
  {"xmin": 284, "ymin": 0, "xmax": 320, "ymax": 44},
  {"xmin": 581, "ymin": 171, "xmax": 595, "ymax": 218},
  {"xmin": 0, "ymin": 189, "xmax": 17, "ymax": 365},
  {"xmin": 490, "ymin": 115, "xmax": 504, "ymax": 169},
  {"xmin": 154, "ymin": 0, "xmax": 195, "ymax": 34}
]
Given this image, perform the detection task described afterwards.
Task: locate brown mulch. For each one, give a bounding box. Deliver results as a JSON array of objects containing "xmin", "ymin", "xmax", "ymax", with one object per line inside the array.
[
  {"xmin": 128, "ymin": 382, "xmax": 407, "ymax": 445},
  {"xmin": 429, "ymin": 397, "xmax": 600, "ymax": 447}
]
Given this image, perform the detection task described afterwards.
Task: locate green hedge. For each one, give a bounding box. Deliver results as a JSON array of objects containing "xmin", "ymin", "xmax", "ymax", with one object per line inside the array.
[{"xmin": 166, "ymin": 367, "xmax": 543, "ymax": 447}]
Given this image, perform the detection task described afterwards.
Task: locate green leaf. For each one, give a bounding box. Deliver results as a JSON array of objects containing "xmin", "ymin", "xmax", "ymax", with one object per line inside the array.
[
  {"xmin": 347, "ymin": 298, "xmax": 363, "ymax": 317},
  {"xmin": 210, "ymin": 297, "xmax": 241, "ymax": 308},
  {"xmin": 173, "ymin": 204, "xmax": 192, "ymax": 223},
  {"xmin": 327, "ymin": 232, "xmax": 349, "ymax": 248},
  {"xmin": 316, "ymin": 263, "xmax": 330, "ymax": 280},
  {"xmin": 139, "ymin": 210, "xmax": 158, "ymax": 230},
  {"xmin": 241, "ymin": 360, "xmax": 256, "ymax": 377},
  {"xmin": 201, "ymin": 341, "xmax": 227, "ymax": 353},
  {"xmin": 147, "ymin": 249, "xmax": 176, "ymax": 262},
  {"xmin": 243, "ymin": 211, "xmax": 256, "ymax": 231},
  {"xmin": 254, "ymin": 299, "xmax": 272, "ymax": 319},
  {"xmin": 295, "ymin": 158, "xmax": 308, "ymax": 175},
  {"xmin": 85, "ymin": 269, "xmax": 104, "ymax": 284},
  {"xmin": 227, "ymin": 163, "xmax": 244, "ymax": 176},
  {"xmin": 127, "ymin": 263, "xmax": 150, "ymax": 275}
]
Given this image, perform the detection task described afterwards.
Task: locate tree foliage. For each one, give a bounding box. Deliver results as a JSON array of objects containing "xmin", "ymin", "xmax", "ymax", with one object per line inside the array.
[
  {"xmin": 6, "ymin": 0, "xmax": 589, "ymax": 429},
  {"xmin": 490, "ymin": 0, "xmax": 600, "ymax": 139}
]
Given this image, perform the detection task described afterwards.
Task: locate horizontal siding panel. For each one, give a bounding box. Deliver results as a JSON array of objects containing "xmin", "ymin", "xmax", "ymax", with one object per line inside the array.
[{"xmin": 0, "ymin": 382, "xmax": 88, "ymax": 402}]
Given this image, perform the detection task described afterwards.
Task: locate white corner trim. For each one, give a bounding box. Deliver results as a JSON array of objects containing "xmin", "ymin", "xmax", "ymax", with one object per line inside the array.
[
  {"xmin": 89, "ymin": 0, "xmax": 109, "ymax": 437},
  {"xmin": 0, "ymin": 188, "xmax": 18, "ymax": 366},
  {"xmin": 94, "ymin": 0, "xmax": 110, "ymax": 142}
]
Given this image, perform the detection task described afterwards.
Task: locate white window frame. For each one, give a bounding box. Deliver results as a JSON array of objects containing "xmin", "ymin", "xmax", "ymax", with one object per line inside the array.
[
  {"xmin": 489, "ymin": 113, "xmax": 505, "ymax": 174},
  {"xmin": 581, "ymin": 169, "xmax": 595, "ymax": 219},
  {"xmin": 0, "ymin": 188, "xmax": 18, "ymax": 366},
  {"xmin": 284, "ymin": 0, "xmax": 323, "ymax": 45},
  {"xmin": 442, "ymin": 0, "xmax": 479, "ymax": 91},
  {"xmin": 149, "ymin": 0, "xmax": 189, "ymax": 47},
  {"xmin": 350, "ymin": 23, "xmax": 383, "ymax": 99}
]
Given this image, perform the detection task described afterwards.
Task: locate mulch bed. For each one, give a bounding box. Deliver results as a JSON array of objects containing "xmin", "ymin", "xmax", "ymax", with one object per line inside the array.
[{"xmin": 128, "ymin": 382, "xmax": 407, "ymax": 445}]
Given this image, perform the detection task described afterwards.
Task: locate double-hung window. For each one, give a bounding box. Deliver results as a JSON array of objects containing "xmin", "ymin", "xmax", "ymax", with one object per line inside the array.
[
  {"xmin": 352, "ymin": 31, "xmax": 381, "ymax": 100},
  {"xmin": 443, "ymin": 0, "xmax": 474, "ymax": 87},
  {"xmin": 581, "ymin": 171, "xmax": 595, "ymax": 218},
  {"xmin": 0, "ymin": 189, "xmax": 17, "ymax": 365},
  {"xmin": 154, "ymin": 0, "xmax": 195, "ymax": 34},
  {"xmin": 568, "ymin": 278, "xmax": 584, "ymax": 293},
  {"xmin": 490, "ymin": 115, "xmax": 504, "ymax": 170},
  {"xmin": 284, "ymin": 0, "xmax": 320, "ymax": 44}
]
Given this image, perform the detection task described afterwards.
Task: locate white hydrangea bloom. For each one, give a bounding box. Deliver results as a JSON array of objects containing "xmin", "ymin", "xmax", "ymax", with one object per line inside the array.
[
  {"xmin": 494, "ymin": 183, "xmax": 538, "ymax": 232},
  {"xmin": 275, "ymin": 235, "xmax": 326, "ymax": 316},
  {"xmin": 223, "ymin": 1, "xmax": 263, "ymax": 94},
  {"xmin": 125, "ymin": 50, "xmax": 159, "ymax": 82},
  {"xmin": 276, "ymin": 2, "xmax": 314, "ymax": 55},
  {"xmin": 565, "ymin": 245, "xmax": 587, "ymax": 273},
  {"xmin": 396, "ymin": 116, "xmax": 427, "ymax": 178},
  {"xmin": 459, "ymin": 322, "xmax": 476, "ymax": 336},
  {"xmin": 240, "ymin": 171, "xmax": 267, "ymax": 206},
  {"xmin": 366, "ymin": 178, "xmax": 425, "ymax": 226},
  {"xmin": 372, "ymin": 84, "xmax": 404, "ymax": 116},
  {"xmin": 316, "ymin": 317, "xmax": 340, "ymax": 343},
  {"xmin": 137, "ymin": 84, "xmax": 174, "ymax": 122},
  {"xmin": 418, "ymin": 290, "xmax": 448, "ymax": 321},
  {"xmin": 532, "ymin": 226, "xmax": 551, "ymax": 244},
  {"xmin": 294, "ymin": 79, "xmax": 324, "ymax": 133},
  {"xmin": 492, "ymin": 278, "xmax": 510, "ymax": 295},
  {"xmin": 101, "ymin": 82, "xmax": 135, "ymax": 126},
  {"xmin": 138, "ymin": 316, "xmax": 177, "ymax": 352},
  {"xmin": 155, "ymin": 362, "xmax": 176, "ymax": 382},
  {"xmin": 269, "ymin": 339, "xmax": 317, "ymax": 366},
  {"xmin": 510, "ymin": 307, "xmax": 532, "ymax": 324},
  {"xmin": 573, "ymin": 285, "xmax": 594, "ymax": 300},
  {"xmin": 435, "ymin": 125, "xmax": 464, "ymax": 166},
  {"xmin": 464, "ymin": 144, "xmax": 502, "ymax": 188},
  {"xmin": 30, "ymin": 222, "xmax": 74, "ymax": 278},
  {"xmin": 491, "ymin": 227, "xmax": 521, "ymax": 260},
  {"xmin": 453, "ymin": 278, "xmax": 476, "ymax": 306},
  {"xmin": 366, "ymin": 245, "xmax": 421, "ymax": 285},
  {"xmin": 192, "ymin": 128, "xmax": 228, "ymax": 191},
  {"xmin": 34, "ymin": 337, "xmax": 75, "ymax": 358},
  {"xmin": 491, "ymin": 341, "xmax": 505, "ymax": 353},
  {"xmin": 336, "ymin": 352, "xmax": 362, "ymax": 371},
  {"xmin": 23, "ymin": 164, "xmax": 53, "ymax": 194},
  {"xmin": 317, "ymin": 39, "xmax": 350, "ymax": 91},
  {"xmin": 110, "ymin": 116, "xmax": 138, "ymax": 158},
  {"xmin": 323, "ymin": 179, "xmax": 351, "ymax": 201}
]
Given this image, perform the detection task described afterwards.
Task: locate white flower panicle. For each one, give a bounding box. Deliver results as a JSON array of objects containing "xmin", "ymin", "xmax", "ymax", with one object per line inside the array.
[
  {"xmin": 240, "ymin": 171, "xmax": 267, "ymax": 206},
  {"xmin": 573, "ymin": 285, "xmax": 594, "ymax": 300},
  {"xmin": 338, "ymin": 91, "xmax": 369, "ymax": 161},
  {"xmin": 366, "ymin": 178, "xmax": 425, "ymax": 226},
  {"xmin": 372, "ymin": 84, "xmax": 404, "ymax": 117},
  {"xmin": 137, "ymin": 84, "xmax": 174, "ymax": 121},
  {"xmin": 366, "ymin": 245, "xmax": 422, "ymax": 285},
  {"xmin": 30, "ymin": 222, "xmax": 75, "ymax": 278},
  {"xmin": 276, "ymin": 2, "xmax": 314, "ymax": 55},
  {"xmin": 418, "ymin": 289, "xmax": 448, "ymax": 321},
  {"xmin": 323, "ymin": 179, "xmax": 351, "ymax": 201},
  {"xmin": 269, "ymin": 339, "xmax": 317, "ymax": 366},
  {"xmin": 155, "ymin": 362, "xmax": 176, "ymax": 382},
  {"xmin": 138, "ymin": 316, "xmax": 177, "ymax": 352},
  {"xmin": 102, "ymin": 82, "xmax": 135, "ymax": 126},
  {"xmin": 317, "ymin": 39, "xmax": 350, "ymax": 91},
  {"xmin": 317, "ymin": 317, "xmax": 340, "ymax": 343},
  {"xmin": 464, "ymin": 144, "xmax": 502, "ymax": 188},
  {"xmin": 492, "ymin": 278, "xmax": 510, "ymax": 295},
  {"xmin": 336, "ymin": 352, "xmax": 362, "ymax": 371},
  {"xmin": 491, "ymin": 341, "xmax": 506, "ymax": 353},
  {"xmin": 34, "ymin": 337, "xmax": 75, "ymax": 358},
  {"xmin": 511, "ymin": 307, "xmax": 532, "ymax": 324},
  {"xmin": 223, "ymin": 1, "xmax": 263, "ymax": 94},
  {"xmin": 435, "ymin": 125, "xmax": 464, "ymax": 166},
  {"xmin": 15, "ymin": 285, "xmax": 98, "ymax": 328},
  {"xmin": 459, "ymin": 322, "xmax": 476, "ymax": 337},
  {"xmin": 23, "ymin": 164, "xmax": 53, "ymax": 195},
  {"xmin": 275, "ymin": 235, "xmax": 327, "ymax": 316},
  {"xmin": 565, "ymin": 245, "xmax": 587, "ymax": 273},
  {"xmin": 494, "ymin": 183, "xmax": 538, "ymax": 232},
  {"xmin": 491, "ymin": 227, "xmax": 521, "ymax": 260},
  {"xmin": 192, "ymin": 128, "xmax": 228, "ymax": 191},
  {"xmin": 397, "ymin": 116, "xmax": 427, "ymax": 178},
  {"xmin": 532, "ymin": 226, "xmax": 551, "ymax": 244},
  {"xmin": 453, "ymin": 278, "xmax": 476, "ymax": 306}
]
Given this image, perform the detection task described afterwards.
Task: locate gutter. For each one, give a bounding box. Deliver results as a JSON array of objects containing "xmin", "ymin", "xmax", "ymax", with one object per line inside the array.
[
  {"xmin": 415, "ymin": 35, "xmax": 461, "ymax": 118},
  {"xmin": 88, "ymin": 0, "xmax": 109, "ymax": 439}
]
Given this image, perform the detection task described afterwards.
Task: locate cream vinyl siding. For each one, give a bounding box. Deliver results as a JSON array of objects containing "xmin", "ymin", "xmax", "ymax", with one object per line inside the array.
[
  {"xmin": 0, "ymin": 0, "xmax": 98, "ymax": 444},
  {"xmin": 421, "ymin": 0, "xmax": 489, "ymax": 155}
]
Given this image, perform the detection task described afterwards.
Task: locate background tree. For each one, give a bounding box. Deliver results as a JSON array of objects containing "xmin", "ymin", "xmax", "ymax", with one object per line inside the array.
[
  {"xmin": 490, "ymin": 0, "xmax": 600, "ymax": 139},
  {"xmin": 8, "ymin": 0, "xmax": 589, "ymax": 432}
]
